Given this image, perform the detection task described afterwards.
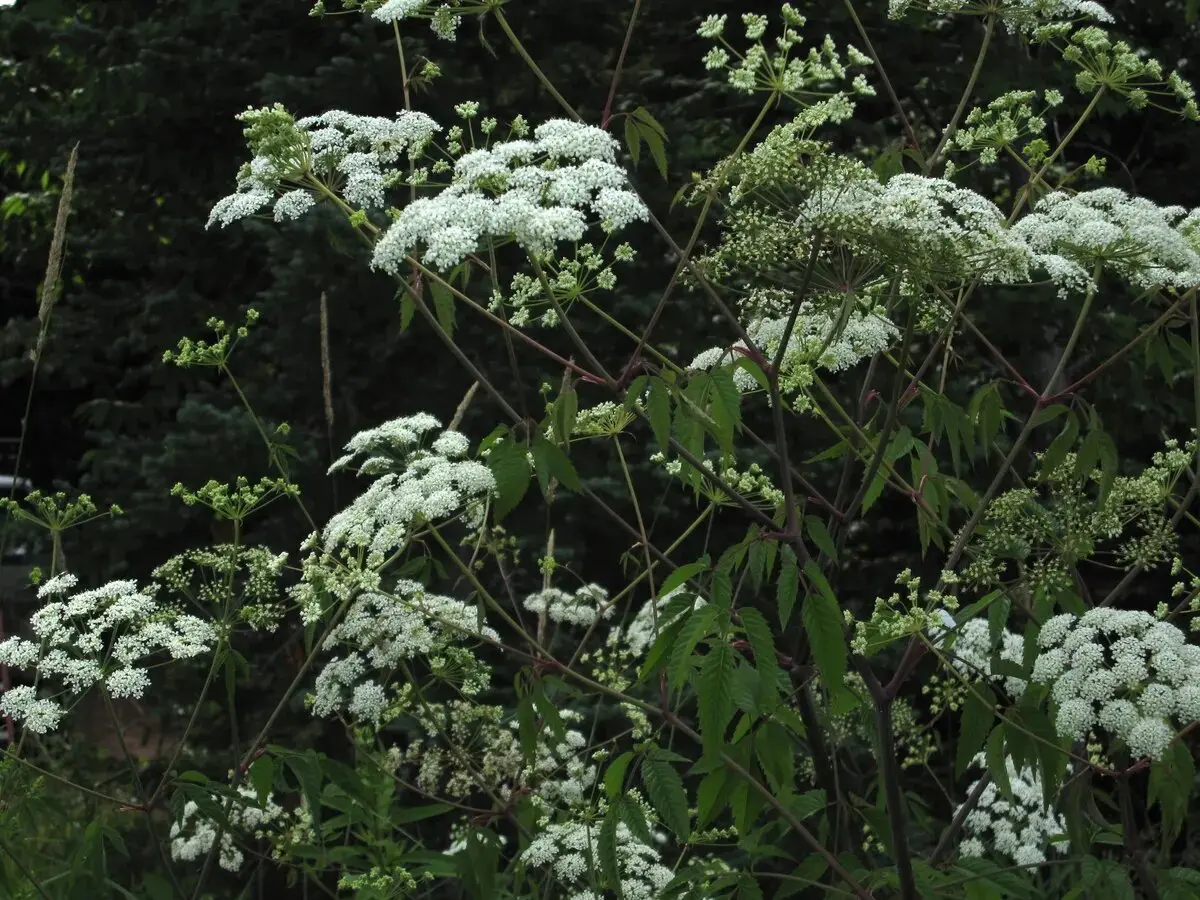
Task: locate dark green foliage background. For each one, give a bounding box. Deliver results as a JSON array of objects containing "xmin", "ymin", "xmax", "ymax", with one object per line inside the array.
[{"xmin": 2, "ymin": 0, "xmax": 1200, "ymax": 893}]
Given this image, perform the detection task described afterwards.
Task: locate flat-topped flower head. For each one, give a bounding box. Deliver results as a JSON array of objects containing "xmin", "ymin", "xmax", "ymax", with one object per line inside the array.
[
  {"xmin": 957, "ymin": 753, "xmax": 1067, "ymax": 865},
  {"xmin": 1012, "ymin": 188, "xmax": 1200, "ymax": 296},
  {"xmin": 888, "ymin": 0, "xmax": 1112, "ymax": 34},
  {"xmin": 0, "ymin": 575, "xmax": 216, "ymax": 733},
  {"xmin": 208, "ymin": 104, "xmax": 441, "ymax": 227},
  {"xmin": 323, "ymin": 413, "xmax": 494, "ymax": 566},
  {"xmin": 1031, "ymin": 608, "xmax": 1200, "ymax": 759},
  {"xmin": 372, "ymin": 119, "xmax": 647, "ymax": 274}
]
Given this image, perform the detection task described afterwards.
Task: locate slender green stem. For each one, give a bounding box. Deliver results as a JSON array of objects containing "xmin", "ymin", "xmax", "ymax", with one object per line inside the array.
[{"xmin": 927, "ymin": 16, "xmax": 996, "ymax": 173}]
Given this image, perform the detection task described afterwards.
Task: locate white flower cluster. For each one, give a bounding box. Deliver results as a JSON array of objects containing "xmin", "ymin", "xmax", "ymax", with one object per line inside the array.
[
  {"xmin": 369, "ymin": 0, "xmax": 462, "ymax": 41},
  {"xmin": 371, "ymin": 119, "xmax": 648, "ymax": 273},
  {"xmin": 689, "ymin": 302, "xmax": 900, "ymax": 402},
  {"xmin": 798, "ymin": 174, "xmax": 1035, "ymax": 286},
  {"xmin": 398, "ymin": 701, "xmax": 597, "ymax": 808},
  {"xmin": 169, "ymin": 785, "xmax": 285, "ymax": 872},
  {"xmin": 564, "ymin": 400, "xmax": 637, "ymax": 438},
  {"xmin": 522, "ymin": 816, "xmax": 676, "ymax": 900},
  {"xmin": 607, "ymin": 587, "xmax": 704, "ymax": 659},
  {"xmin": 957, "ymin": 753, "xmax": 1067, "ymax": 866},
  {"xmin": 942, "ymin": 618, "xmax": 1028, "ymax": 698},
  {"xmin": 1011, "ymin": 188, "xmax": 1200, "ymax": 296},
  {"xmin": 311, "ymin": 580, "xmax": 497, "ymax": 724},
  {"xmin": 887, "ymin": 0, "xmax": 1112, "ymax": 33},
  {"xmin": 1031, "ymin": 608, "xmax": 1200, "ymax": 760},
  {"xmin": 323, "ymin": 413, "xmax": 494, "ymax": 567},
  {"xmin": 524, "ymin": 584, "xmax": 615, "ymax": 627},
  {"xmin": 0, "ymin": 574, "xmax": 216, "ymax": 733},
  {"xmin": 207, "ymin": 104, "xmax": 440, "ymax": 227}
]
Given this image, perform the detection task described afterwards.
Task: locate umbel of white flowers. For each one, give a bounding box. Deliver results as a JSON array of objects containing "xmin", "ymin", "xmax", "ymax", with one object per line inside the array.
[
  {"xmin": 522, "ymin": 816, "xmax": 677, "ymax": 900},
  {"xmin": 0, "ymin": 573, "xmax": 216, "ymax": 733},
  {"xmin": 322, "ymin": 412, "xmax": 495, "ymax": 567},
  {"xmin": 170, "ymin": 784, "xmax": 288, "ymax": 872},
  {"xmin": 310, "ymin": 580, "xmax": 498, "ymax": 725},
  {"xmin": 887, "ymin": 0, "xmax": 1113, "ymax": 33},
  {"xmin": 957, "ymin": 752, "xmax": 1067, "ymax": 866},
  {"xmin": 208, "ymin": 103, "xmax": 648, "ymax": 274},
  {"xmin": 1031, "ymin": 607, "xmax": 1200, "ymax": 760},
  {"xmin": 370, "ymin": 118, "xmax": 649, "ymax": 273}
]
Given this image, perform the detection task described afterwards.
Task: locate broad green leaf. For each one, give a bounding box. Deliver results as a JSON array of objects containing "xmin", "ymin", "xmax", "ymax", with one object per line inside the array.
[
  {"xmin": 605, "ymin": 752, "xmax": 635, "ymax": 801},
  {"xmin": 777, "ymin": 546, "xmax": 799, "ymax": 628},
  {"xmin": 639, "ymin": 614, "xmax": 689, "ymax": 682},
  {"xmin": 552, "ymin": 388, "xmax": 578, "ymax": 446},
  {"xmin": 696, "ymin": 765, "xmax": 731, "ymax": 829},
  {"xmin": 249, "ymin": 754, "xmax": 275, "ymax": 807},
  {"xmin": 391, "ymin": 802, "xmax": 453, "ymax": 824},
  {"xmin": 399, "ymin": 289, "xmax": 415, "ymax": 331},
  {"xmin": 669, "ymin": 603, "xmax": 721, "ymax": 691},
  {"xmin": 641, "ymin": 126, "xmax": 669, "ymax": 180},
  {"xmin": 1148, "ymin": 740, "xmax": 1195, "ymax": 843},
  {"xmin": 1037, "ymin": 411, "xmax": 1079, "ymax": 480},
  {"xmin": 642, "ymin": 755, "xmax": 691, "ymax": 841},
  {"xmin": 430, "ymin": 278, "xmax": 455, "ymax": 338},
  {"xmin": 737, "ymin": 874, "xmax": 764, "ymax": 900},
  {"xmin": 698, "ymin": 642, "xmax": 736, "ymax": 757},
  {"xmin": 787, "ymin": 788, "xmax": 827, "ymax": 822},
  {"xmin": 658, "ymin": 558, "xmax": 710, "ymax": 600},
  {"xmin": 1030, "ymin": 403, "xmax": 1069, "ymax": 428},
  {"xmin": 738, "ymin": 607, "xmax": 777, "ymax": 677},
  {"xmin": 599, "ymin": 798, "xmax": 625, "ymax": 896},
  {"xmin": 957, "ymin": 684, "xmax": 996, "ymax": 777},
  {"xmin": 624, "ymin": 115, "xmax": 641, "ymax": 167},
  {"xmin": 531, "ymin": 432, "xmax": 581, "ymax": 493},
  {"xmin": 986, "ymin": 725, "xmax": 1011, "ymax": 799},
  {"xmin": 488, "ymin": 438, "xmax": 531, "ymax": 522},
  {"xmin": 754, "ymin": 721, "xmax": 795, "ymax": 796},
  {"xmin": 632, "ymin": 105, "xmax": 667, "ymax": 139},
  {"xmin": 647, "ymin": 377, "xmax": 671, "ymax": 452},
  {"xmin": 804, "ymin": 515, "xmax": 837, "ymax": 563},
  {"xmin": 709, "ymin": 366, "xmax": 740, "ymax": 452},
  {"xmin": 801, "ymin": 562, "xmax": 848, "ymax": 708}
]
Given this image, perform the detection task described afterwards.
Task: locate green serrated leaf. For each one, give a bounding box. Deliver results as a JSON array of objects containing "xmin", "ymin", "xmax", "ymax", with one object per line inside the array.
[
  {"xmin": 642, "ymin": 756, "xmax": 691, "ymax": 841},
  {"xmin": 605, "ymin": 751, "xmax": 635, "ymax": 801},
  {"xmin": 739, "ymin": 607, "xmax": 778, "ymax": 678},
  {"xmin": 531, "ymin": 432, "xmax": 581, "ymax": 493},
  {"xmin": 399, "ymin": 290, "xmax": 415, "ymax": 332},
  {"xmin": 658, "ymin": 559, "xmax": 710, "ymax": 600},
  {"xmin": 754, "ymin": 720, "xmax": 795, "ymax": 796},
  {"xmin": 249, "ymin": 755, "xmax": 275, "ymax": 807},
  {"xmin": 803, "ymin": 515, "xmax": 837, "ymax": 563},
  {"xmin": 698, "ymin": 642, "xmax": 736, "ymax": 757},
  {"xmin": 624, "ymin": 115, "xmax": 642, "ymax": 167},
  {"xmin": 986, "ymin": 724, "xmax": 1011, "ymax": 799},
  {"xmin": 632, "ymin": 105, "xmax": 667, "ymax": 139},
  {"xmin": 801, "ymin": 562, "xmax": 848, "ymax": 708},
  {"xmin": 696, "ymin": 765, "xmax": 731, "ymax": 829},
  {"xmin": 552, "ymin": 388, "xmax": 579, "ymax": 446},
  {"xmin": 647, "ymin": 377, "xmax": 671, "ymax": 453},
  {"xmin": 488, "ymin": 438, "xmax": 531, "ymax": 522},
  {"xmin": 777, "ymin": 546, "xmax": 799, "ymax": 628},
  {"xmin": 669, "ymin": 604, "xmax": 722, "ymax": 691},
  {"xmin": 709, "ymin": 366, "xmax": 741, "ymax": 452},
  {"xmin": 641, "ymin": 126, "xmax": 669, "ymax": 180},
  {"xmin": 430, "ymin": 278, "xmax": 456, "ymax": 338},
  {"xmin": 599, "ymin": 798, "xmax": 625, "ymax": 897},
  {"xmin": 1037, "ymin": 411, "xmax": 1079, "ymax": 480},
  {"xmin": 957, "ymin": 684, "xmax": 996, "ymax": 777}
]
